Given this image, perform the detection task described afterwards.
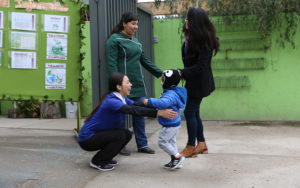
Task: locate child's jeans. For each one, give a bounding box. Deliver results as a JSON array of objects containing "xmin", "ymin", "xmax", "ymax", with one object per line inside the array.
[{"xmin": 158, "ymin": 126, "xmax": 181, "ymax": 156}]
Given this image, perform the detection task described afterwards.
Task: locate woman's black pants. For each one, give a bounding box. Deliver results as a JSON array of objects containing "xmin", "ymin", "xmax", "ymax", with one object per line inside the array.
[{"xmin": 79, "ymin": 128, "xmax": 132, "ymax": 166}]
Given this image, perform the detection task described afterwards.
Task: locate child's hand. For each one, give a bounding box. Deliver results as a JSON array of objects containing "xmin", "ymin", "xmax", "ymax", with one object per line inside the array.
[{"xmin": 143, "ymin": 99, "xmax": 148, "ymax": 106}]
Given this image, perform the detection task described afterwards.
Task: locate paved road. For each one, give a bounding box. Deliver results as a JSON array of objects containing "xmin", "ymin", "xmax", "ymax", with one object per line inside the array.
[
  {"xmin": 1, "ymin": 117, "xmax": 300, "ymax": 188},
  {"xmin": 0, "ymin": 117, "xmax": 96, "ymax": 188}
]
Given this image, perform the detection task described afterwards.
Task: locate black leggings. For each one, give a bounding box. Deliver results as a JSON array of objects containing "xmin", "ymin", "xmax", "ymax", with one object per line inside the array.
[{"xmin": 79, "ymin": 129, "xmax": 132, "ymax": 165}]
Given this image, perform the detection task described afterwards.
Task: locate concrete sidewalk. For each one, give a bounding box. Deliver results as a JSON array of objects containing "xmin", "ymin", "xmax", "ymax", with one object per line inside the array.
[{"xmin": 0, "ymin": 116, "xmax": 300, "ymax": 188}]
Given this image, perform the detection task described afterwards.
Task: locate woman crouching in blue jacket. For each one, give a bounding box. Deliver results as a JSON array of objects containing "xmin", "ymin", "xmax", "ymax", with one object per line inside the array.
[{"xmin": 78, "ymin": 72, "xmax": 177, "ymax": 171}]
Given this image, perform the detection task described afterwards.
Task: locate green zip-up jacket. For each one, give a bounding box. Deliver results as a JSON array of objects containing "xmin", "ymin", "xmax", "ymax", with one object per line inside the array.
[{"xmin": 106, "ymin": 32, "xmax": 163, "ymax": 98}]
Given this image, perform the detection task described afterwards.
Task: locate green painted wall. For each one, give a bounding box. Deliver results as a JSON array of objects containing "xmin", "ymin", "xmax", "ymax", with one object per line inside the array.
[
  {"xmin": 153, "ymin": 18, "xmax": 300, "ymax": 121},
  {"xmin": 153, "ymin": 19, "xmax": 183, "ymax": 99},
  {"xmin": 0, "ymin": 0, "xmax": 81, "ymax": 101},
  {"xmin": 0, "ymin": 21, "xmax": 92, "ymax": 116},
  {"xmin": 0, "ymin": 101, "xmax": 13, "ymax": 115}
]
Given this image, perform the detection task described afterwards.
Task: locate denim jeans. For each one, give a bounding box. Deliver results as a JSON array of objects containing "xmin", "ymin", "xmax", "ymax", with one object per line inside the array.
[
  {"xmin": 130, "ymin": 97, "xmax": 148, "ymax": 149},
  {"xmin": 184, "ymin": 97, "xmax": 205, "ymax": 146}
]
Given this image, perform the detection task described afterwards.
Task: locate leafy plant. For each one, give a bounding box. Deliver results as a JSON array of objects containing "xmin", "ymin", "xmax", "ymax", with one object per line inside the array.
[
  {"xmin": 154, "ymin": 0, "xmax": 300, "ymax": 48},
  {"xmin": 16, "ymin": 97, "xmax": 40, "ymax": 118}
]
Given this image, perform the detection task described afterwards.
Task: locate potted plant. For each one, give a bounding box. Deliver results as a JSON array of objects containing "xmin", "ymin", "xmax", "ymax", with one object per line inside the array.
[{"xmin": 16, "ymin": 98, "xmax": 40, "ymax": 118}]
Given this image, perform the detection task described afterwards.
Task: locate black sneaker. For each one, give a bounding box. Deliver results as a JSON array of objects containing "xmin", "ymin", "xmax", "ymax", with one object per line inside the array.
[
  {"xmin": 109, "ymin": 159, "xmax": 118, "ymax": 166},
  {"xmin": 138, "ymin": 147, "xmax": 155, "ymax": 154},
  {"xmin": 163, "ymin": 160, "xmax": 173, "ymax": 169},
  {"xmin": 170, "ymin": 156, "xmax": 185, "ymax": 169},
  {"xmin": 163, "ymin": 160, "xmax": 183, "ymax": 169},
  {"xmin": 90, "ymin": 161, "xmax": 114, "ymax": 171}
]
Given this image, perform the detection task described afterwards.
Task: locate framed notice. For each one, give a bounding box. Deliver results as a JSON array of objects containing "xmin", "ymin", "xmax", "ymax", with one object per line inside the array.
[
  {"xmin": 0, "ymin": 11, "xmax": 3, "ymax": 28},
  {"xmin": 43, "ymin": 15, "xmax": 69, "ymax": 33},
  {"xmin": 0, "ymin": 0, "xmax": 10, "ymax": 8},
  {"xmin": 0, "ymin": 49, "xmax": 2, "ymax": 66},
  {"xmin": 11, "ymin": 12, "xmax": 36, "ymax": 31},
  {"xmin": 10, "ymin": 31, "xmax": 37, "ymax": 50},
  {"xmin": 0, "ymin": 30, "xmax": 3, "ymax": 47},
  {"xmin": 45, "ymin": 63, "xmax": 66, "ymax": 89},
  {"xmin": 47, "ymin": 33, "xmax": 68, "ymax": 60},
  {"xmin": 11, "ymin": 51, "xmax": 37, "ymax": 69}
]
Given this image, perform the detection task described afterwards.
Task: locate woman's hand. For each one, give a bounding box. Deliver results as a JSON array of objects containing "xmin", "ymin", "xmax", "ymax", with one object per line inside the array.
[
  {"xmin": 177, "ymin": 69, "xmax": 185, "ymax": 80},
  {"xmin": 157, "ymin": 109, "xmax": 178, "ymax": 119},
  {"xmin": 179, "ymin": 109, "xmax": 183, "ymax": 116}
]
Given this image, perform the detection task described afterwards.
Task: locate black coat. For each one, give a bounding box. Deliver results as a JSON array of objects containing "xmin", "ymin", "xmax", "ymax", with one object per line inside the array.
[{"xmin": 180, "ymin": 43, "xmax": 215, "ymax": 98}]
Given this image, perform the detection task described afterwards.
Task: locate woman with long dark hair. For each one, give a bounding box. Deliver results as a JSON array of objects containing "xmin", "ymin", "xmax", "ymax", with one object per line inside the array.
[
  {"xmin": 178, "ymin": 7, "xmax": 219, "ymax": 158},
  {"xmin": 78, "ymin": 73, "xmax": 176, "ymax": 171},
  {"xmin": 106, "ymin": 12, "xmax": 163, "ymax": 155}
]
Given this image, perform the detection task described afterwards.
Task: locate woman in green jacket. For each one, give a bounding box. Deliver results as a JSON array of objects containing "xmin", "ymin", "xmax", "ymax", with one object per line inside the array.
[{"xmin": 106, "ymin": 12, "xmax": 163, "ymax": 155}]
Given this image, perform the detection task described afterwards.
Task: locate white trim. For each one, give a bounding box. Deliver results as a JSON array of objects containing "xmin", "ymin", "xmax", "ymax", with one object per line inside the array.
[
  {"xmin": 118, "ymin": 44, "xmax": 127, "ymax": 74},
  {"xmin": 138, "ymin": 63, "xmax": 147, "ymax": 96},
  {"xmin": 112, "ymin": 92, "xmax": 126, "ymax": 104},
  {"xmin": 137, "ymin": 0, "xmax": 156, "ymax": 2}
]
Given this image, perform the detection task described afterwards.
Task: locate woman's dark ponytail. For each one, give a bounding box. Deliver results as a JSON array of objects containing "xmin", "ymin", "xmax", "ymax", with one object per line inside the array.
[
  {"xmin": 111, "ymin": 22, "xmax": 123, "ymax": 35},
  {"xmin": 84, "ymin": 92, "xmax": 109, "ymax": 123}
]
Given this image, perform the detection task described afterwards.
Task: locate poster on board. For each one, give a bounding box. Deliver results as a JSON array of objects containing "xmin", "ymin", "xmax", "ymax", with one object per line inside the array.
[
  {"xmin": 0, "ymin": 49, "xmax": 2, "ymax": 66},
  {"xmin": 45, "ymin": 63, "xmax": 66, "ymax": 89},
  {"xmin": 0, "ymin": 0, "xmax": 10, "ymax": 8},
  {"xmin": 10, "ymin": 31, "xmax": 37, "ymax": 50},
  {"xmin": 46, "ymin": 33, "xmax": 67, "ymax": 60},
  {"xmin": 44, "ymin": 15, "xmax": 69, "ymax": 33},
  {"xmin": 11, "ymin": 51, "xmax": 37, "ymax": 69},
  {"xmin": 0, "ymin": 11, "xmax": 3, "ymax": 28},
  {"xmin": 0, "ymin": 30, "xmax": 3, "ymax": 47},
  {"xmin": 11, "ymin": 12, "xmax": 36, "ymax": 31}
]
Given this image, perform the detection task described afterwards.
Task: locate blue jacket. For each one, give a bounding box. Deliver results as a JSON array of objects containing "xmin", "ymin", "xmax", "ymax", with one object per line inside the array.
[
  {"xmin": 147, "ymin": 86, "xmax": 187, "ymax": 127},
  {"xmin": 78, "ymin": 93, "xmax": 134, "ymax": 142}
]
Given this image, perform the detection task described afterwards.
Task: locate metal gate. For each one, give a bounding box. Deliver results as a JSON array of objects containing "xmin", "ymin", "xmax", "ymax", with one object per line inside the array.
[{"xmin": 89, "ymin": 0, "xmax": 155, "ymax": 107}]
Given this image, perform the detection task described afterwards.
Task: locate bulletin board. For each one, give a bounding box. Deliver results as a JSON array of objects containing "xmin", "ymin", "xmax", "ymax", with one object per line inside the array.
[{"xmin": 0, "ymin": 0, "xmax": 81, "ymax": 101}]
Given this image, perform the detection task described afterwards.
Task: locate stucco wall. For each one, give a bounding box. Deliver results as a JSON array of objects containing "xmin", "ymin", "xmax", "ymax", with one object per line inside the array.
[{"xmin": 153, "ymin": 18, "xmax": 300, "ymax": 120}]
